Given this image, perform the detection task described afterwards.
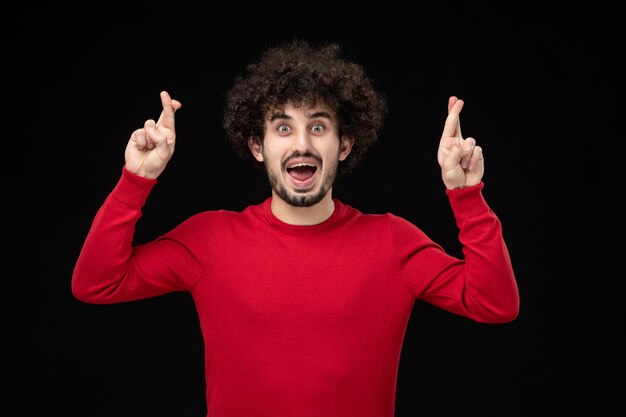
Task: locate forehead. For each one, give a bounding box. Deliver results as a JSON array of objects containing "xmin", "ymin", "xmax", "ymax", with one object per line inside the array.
[{"xmin": 265, "ymin": 101, "xmax": 336, "ymax": 120}]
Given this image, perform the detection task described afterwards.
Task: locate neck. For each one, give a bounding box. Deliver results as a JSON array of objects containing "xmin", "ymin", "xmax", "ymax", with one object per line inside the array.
[{"xmin": 270, "ymin": 190, "xmax": 335, "ymax": 225}]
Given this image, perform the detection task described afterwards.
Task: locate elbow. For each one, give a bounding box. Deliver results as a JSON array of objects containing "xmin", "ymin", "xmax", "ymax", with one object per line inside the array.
[
  {"xmin": 71, "ymin": 271, "xmax": 115, "ymax": 304},
  {"xmin": 71, "ymin": 263, "xmax": 101, "ymax": 303},
  {"xmin": 494, "ymin": 305, "xmax": 520, "ymax": 324},
  {"xmin": 468, "ymin": 290, "xmax": 520, "ymax": 324},
  {"xmin": 71, "ymin": 259, "xmax": 126, "ymax": 304},
  {"xmin": 71, "ymin": 279, "xmax": 98, "ymax": 304},
  {"xmin": 506, "ymin": 297, "xmax": 521, "ymax": 322},
  {"xmin": 499, "ymin": 286, "xmax": 521, "ymax": 323},
  {"xmin": 475, "ymin": 275, "xmax": 521, "ymax": 324},
  {"xmin": 483, "ymin": 297, "xmax": 520, "ymax": 324}
]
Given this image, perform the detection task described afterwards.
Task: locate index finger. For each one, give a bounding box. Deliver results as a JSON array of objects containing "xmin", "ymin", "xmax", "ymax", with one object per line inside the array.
[
  {"xmin": 157, "ymin": 90, "xmax": 179, "ymax": 130},
  {"xmin": 441, "ymin": 96, "xmax": 464, "ymax": 139}
]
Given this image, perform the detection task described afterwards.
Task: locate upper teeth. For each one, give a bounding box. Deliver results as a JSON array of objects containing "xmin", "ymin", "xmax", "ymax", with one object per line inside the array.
[{"xmin": 289, "ymin": 163, "xmax": 314, "ymax": 168}]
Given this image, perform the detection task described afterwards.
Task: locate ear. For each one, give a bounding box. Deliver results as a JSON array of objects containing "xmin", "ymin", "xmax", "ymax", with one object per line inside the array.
[
  {"xmin": 338, "ymin": 135, "xmax": 355, "ymax": 161},
  {"xmin": 247, "ymin": 137, "xmax": 264, "ymax": 162}
]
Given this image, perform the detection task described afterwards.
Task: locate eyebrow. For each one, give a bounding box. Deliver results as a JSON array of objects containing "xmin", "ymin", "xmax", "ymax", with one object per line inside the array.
[{"xmin": 268, "ymin": 111, "xmax": 333, "ymax": 122}]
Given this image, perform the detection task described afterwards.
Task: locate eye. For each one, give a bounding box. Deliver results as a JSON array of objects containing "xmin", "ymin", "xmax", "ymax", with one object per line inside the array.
[
  {"xmin": 277, "ymin": 124, "xmax": 291, "ymax": 134},
  {"xmin": 311, "ymin": 123, "xmax": 326, "ymax": 133}
]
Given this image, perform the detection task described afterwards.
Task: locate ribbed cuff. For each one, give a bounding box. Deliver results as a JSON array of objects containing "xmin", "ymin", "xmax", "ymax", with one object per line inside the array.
[
  {"xmin": 109, "ymin": 166, "xmax": 158, "ymax": 208},
  {"xmin": 445, "ymin": 182, "xmax": 489, "ymax": 220}
]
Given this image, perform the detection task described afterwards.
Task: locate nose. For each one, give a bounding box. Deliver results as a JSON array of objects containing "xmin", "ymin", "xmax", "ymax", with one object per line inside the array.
[{"xmin": 292, "ymin": 129, "xmax": 313, "ymax": 153}]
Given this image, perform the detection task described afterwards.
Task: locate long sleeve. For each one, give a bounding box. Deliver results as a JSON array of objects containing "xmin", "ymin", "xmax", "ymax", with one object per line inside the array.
[
  {"xmin": 71, "ymin": 167, "xmax": 210, "ymax": 304},
  {"xmin": 393, "ymin": 182, "xmax": 519, "ymax": 323}
]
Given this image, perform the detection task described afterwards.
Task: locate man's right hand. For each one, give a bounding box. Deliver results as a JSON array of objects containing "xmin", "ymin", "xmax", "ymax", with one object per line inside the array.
[{"xmin": 124, "ymin": 91, "xmax": 182, "ymax": 179}]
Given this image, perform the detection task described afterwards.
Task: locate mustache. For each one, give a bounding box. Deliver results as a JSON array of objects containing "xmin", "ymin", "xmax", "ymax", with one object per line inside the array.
[{"xmin": 282, "ymin": 151, "xmax": 323, "ymax": 170}]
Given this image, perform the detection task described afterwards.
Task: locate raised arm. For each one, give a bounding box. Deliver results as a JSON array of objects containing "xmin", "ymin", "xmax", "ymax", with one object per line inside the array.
[
  {"xmin": 72, "ymin": 92, "xmax": 195, "ymax": 304},
  {"xmin": 395, "ymin": 96, "xmax": 519, "ymax": 323}
]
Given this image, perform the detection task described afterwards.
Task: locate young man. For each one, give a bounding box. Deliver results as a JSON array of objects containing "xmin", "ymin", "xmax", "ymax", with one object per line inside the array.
[{"xmin": 72, "ymin": 40, "xmax": 519, "ymax": 417}]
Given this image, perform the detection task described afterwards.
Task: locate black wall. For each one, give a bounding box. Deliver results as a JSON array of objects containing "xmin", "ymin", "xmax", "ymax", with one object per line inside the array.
[{"xmin": 5, "ymin": 3, "xmax": 620, "ymax": 416}]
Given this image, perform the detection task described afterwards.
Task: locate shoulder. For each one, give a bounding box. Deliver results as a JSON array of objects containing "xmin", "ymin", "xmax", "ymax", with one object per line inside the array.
[
  {"xmin": 166, "ymin": 199, "xmax": 267, "ymax": 237},
  {"xmin": 336, "ymin": 199, "xmax": 402, "ymax": 220},
  {"xmin": 335, "ymin": 199, "xmax": 411, "ymax": 230},
  {"xmin": 336, "ymin": 199, "xmax": 429, "ymax": 237}
]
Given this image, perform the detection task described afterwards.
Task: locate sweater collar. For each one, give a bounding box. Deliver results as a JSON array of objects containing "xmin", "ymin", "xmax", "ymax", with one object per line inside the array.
[{"xmin": 262, "ymin": 197, "xmax": 344, "ymax": 234}]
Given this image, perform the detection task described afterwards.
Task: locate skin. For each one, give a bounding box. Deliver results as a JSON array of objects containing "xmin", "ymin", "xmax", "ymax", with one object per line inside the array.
[
  {"xmin": 247, "ymin": 101, "xmax": 354, "ymax": 225},
  {"xmin": 124, "ymin": 92, "xmax": 484, "ymax": 224},
  {"xmin": 438, "ymin": 96, "xmax": 484, "ymax": 189},
  {"xmin": 125, "ymin": 91, "xmax": 182, "ymax": 179}
]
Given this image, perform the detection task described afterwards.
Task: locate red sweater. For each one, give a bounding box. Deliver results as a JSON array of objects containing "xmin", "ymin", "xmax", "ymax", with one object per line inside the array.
[{"xmin": 72, "ymin": 167, "xmax": 519, "ymax": 417}]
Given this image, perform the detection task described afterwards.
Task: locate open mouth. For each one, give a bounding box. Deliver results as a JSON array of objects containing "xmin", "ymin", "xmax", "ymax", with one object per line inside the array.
[{"xmin": 286, "ymin": 163, "xmax": 318, "ymax": 182}]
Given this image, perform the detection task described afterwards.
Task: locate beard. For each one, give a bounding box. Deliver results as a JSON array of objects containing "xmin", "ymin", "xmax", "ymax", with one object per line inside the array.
[{"xmin": 264, "ymin": 151, "xmax": 339, "ymax": 208}]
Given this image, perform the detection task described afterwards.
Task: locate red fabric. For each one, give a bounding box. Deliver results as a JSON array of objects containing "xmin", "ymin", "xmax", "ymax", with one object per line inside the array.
[{"xmin": 72, "ymin": 166, "xmax": 519, "ymax": 417}]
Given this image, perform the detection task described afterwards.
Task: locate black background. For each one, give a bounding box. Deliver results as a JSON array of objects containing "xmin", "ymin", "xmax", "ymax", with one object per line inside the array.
[{"xmin": 5, "ymin": 2, "xmax": 621, "ymax": 416}]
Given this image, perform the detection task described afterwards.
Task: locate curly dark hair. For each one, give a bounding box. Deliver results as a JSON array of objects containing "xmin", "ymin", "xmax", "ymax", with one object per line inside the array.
[{"xmin": 223, "ymin": 39, "xmax": 388, "ymax": 175}]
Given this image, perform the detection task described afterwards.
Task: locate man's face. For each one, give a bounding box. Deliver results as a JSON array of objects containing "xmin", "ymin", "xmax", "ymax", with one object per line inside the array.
[{"xmin": 249, "ymin": 101, "xmax": 353, "ymax": 207}]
